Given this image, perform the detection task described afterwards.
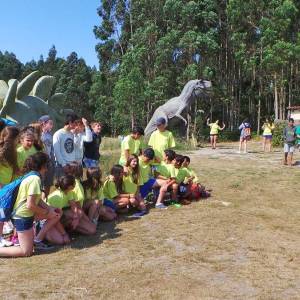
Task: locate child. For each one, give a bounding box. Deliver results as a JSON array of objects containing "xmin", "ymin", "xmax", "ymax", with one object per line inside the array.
[
  {"xmin": 0, "ymin": 126, "xmax": 20, "ymax": 248},
  {"xmin": 123, "ymin": 155, "xmax": 147, "ymax": 214},
  {"xmin": 0, "ymin": 152, "xmax": 62, "ymax": 257},
  {"xmin": 119, "ymin": 126, "xmax": 145, "ymax": 166},
  {"xmin": 262, "ymin": 118, "xmax": 275, "ymax": 152},
  {"xmin": 28, "ymin": 122, "xmax": 44, "ymax": 151},
  {"xmin": 138, "ymin": 148, "xmax": 170, "ymax": 209},
  {"xmin": 283, "ymin": 118, "xmax": 296, "ymax": 166},
  {"xmin": 71, "ymin": 118, "xmax": 93, "ymax": 165},
  {"xmin": 83, "ymin": 167, "xmax": 117, "ymax": 222},
  {"xmin": 83, "ymin": 122, "xmax": 102, "ymax": 168},
  {"xmin": 47, "ymin": 175, "xmax": 96, "ymax": 235},
  {"xmin": 238, "ymin": 119, "xmax": 251, "ymax": 153},
  {"xmin": 38, "ymin": 115, "xmax": 55, "ymax": 198},
  {"xmin": 207, "ymin": 118, "xmax": 225, "ymax": 149},
  {"xmin": 17, "ymin": 130, "xmax": 38, "ymax": 171},
  {"xmin": 148, "ymin": 118, "xmax": 176, "ymax": 162}
]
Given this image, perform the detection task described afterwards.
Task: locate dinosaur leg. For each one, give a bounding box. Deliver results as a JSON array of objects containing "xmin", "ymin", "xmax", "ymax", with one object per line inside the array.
[{"xmin": 175, "ymin": 113, "xmax": 188, "ymax": 126}]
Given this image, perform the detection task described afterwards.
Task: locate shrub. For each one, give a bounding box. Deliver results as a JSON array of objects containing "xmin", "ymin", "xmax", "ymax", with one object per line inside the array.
[{"xmin": 272, "ymin": 120, "xmax": 287, "ymax": 147}]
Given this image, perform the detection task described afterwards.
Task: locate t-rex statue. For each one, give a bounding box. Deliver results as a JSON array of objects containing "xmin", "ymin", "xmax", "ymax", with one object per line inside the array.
[
  {"xmin": 0, "ymin": 71, "xmax": 71, "ymax": 128},
  {"xmin": 144, "ymin": 79, "xmax": 211, "ymax": 136}
]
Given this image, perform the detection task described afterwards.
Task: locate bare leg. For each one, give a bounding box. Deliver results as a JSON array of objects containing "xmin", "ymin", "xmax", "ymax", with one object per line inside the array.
[
  {"xmin": 0, "ymin": 229, "xmax": 34, "ymax": 257},
  {"xmin": 213, "ymin": 136, "xmax": 217, "ymax": 149},
  {"xmin": 76, "ymin": 215, "xmax": 96, "ymax": 235},
  {"xmin": 284, "ymin": 152, "xmax": 288, "ymax": 165},
  {"xmin": 36, "ymin": 213, "xmax": 61, "ymax": 241},
  {"xmin": 238, "ymin": 139, "xmax": 242, "ymax": 152},
  {"xmin": 244, "ymin": 140, "xmax": 247, "ymax": 153},
  {"xmin": 210, "ymin": 136, "xmax": 214, "ymax": 149},
  {"xmin": 263, "ymin": 137, "xmax": 266, "ymax": 152}
]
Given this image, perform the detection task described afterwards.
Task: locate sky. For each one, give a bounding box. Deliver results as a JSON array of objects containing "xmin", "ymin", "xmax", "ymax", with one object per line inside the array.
[{"xmin": 0, "ymin": 0, "xmax": 101, "ymax": 67}]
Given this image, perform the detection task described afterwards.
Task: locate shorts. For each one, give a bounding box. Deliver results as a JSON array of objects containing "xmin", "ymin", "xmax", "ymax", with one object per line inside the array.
[
  {"xmin": 240, "ymin": 135, "xmax": 251, "ymax": 141},
  {"xmin": 210, "ymin": 134, "xmax": 218, "ymax": 137},
  {"xmin": 140, "ymin": 178, "xmax": 157, "ymax": 199},
  {"xmin": 42, "ymin": 161, "xmax": 55, "ymax": 188},
  {"xmin": 263, "ymin": 135, "xmax": 272, "ymax": 140},
  {"xmin": 103, "ymin": 199, "xmax": 116, "ymax": 211},
  {"xmin": 12, "ymin": 217, "xmax": 34, "ymax": 232},
  {"xmin": 179, "ymin": 183, "xmax": 188, "ymax": 195},
  {"xmin": 284, "ymin": 143, "xmax": 295, "ymax": 153},
  {"xmin": 83, "ymin": 158, "xmax": 99, "ymax": 168}
]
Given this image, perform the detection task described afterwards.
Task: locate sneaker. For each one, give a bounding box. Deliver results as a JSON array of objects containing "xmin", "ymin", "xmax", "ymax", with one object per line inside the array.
[
  {"xmin": 132, "ymin": 210, "xmax": 148, "ymax": 217},
  {"xmin": 11, "ymin": 235, "xmax": 19, "ymax": 246},
  {"xmin": 155, "ymin": 203, "xmax": 168, "ymax": 209},
  {"xmin": 0, "ymin": 236, "xmax": 13, "ymax": 247},
  {"xmin": 34, "ymin": 240, "xmax": 54, "ymax": 251}
]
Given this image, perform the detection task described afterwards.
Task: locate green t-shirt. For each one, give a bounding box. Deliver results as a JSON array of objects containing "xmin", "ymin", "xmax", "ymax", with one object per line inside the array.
[
  {"xmin": 103, "ymin": 178, "xmax": 119, "ymax": 200},
  {"xmin": 209, "ymin": 123, "xmax": 221, "ymax": 135},
  {"xmin": 122, "ymin": 169, "xmax": 140, "ymax": 194},
  {"xmin": 13, "ymin": 175, "xmax": 41, "ymax": 218},
  {"xmin": 138, "ymin": 156, "xmax": 152, "ymax": 185},
  {"xmin": 148, "ymin": 130, "xmax": 176, "ymax": 160},
  {"xmin": 85, "ymin": 186, "xmax": 104, "ymax": 202},
  {"xmin": 296, "ymin": 126, "xmax": 300, "ymax": 144},
  {"xmin": 174, "ymin": 167, "xmax": 190, "ymax": 184},
  {"xmin": 0, "ymin": 163, "xmax": 14, "ymax": 186},
  {"xmin": 119, "ymin": 135, "xmax": 144, "ymax": 166},
  {"xmin": 73, "ymin": 179, "xmax": 85, "ymax": 207},
  {"xmin": 17, "ymin": 145, "xmax": 37, "ymax": 170},
  {"xmin": 47, "ymin": 189, "xmax": 77, "ymax": 209},
  {"xmin": 156, "ymin": 161, "xmax": 176, "ymax": 178}
]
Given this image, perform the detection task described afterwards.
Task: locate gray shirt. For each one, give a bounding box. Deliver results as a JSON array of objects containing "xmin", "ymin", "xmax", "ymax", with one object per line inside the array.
[
  {"xmin": 41, "ymin": 131, "xmax": 55, "ymax": 161},
  {"xmin": 283, "ymin": 126, "xmax": 296, "ymax": 144}
]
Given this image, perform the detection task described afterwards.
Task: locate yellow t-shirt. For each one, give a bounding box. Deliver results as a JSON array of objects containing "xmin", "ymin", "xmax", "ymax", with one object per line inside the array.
[
  {"xmin": 119, "ymin": 135, "xmax": 144, "ymax": 165},
  {"xmin": 73, "ymin": 179, "xmax": 85, "ymax": 207},
  {"xmin": 47, "ymin": 189, "xmax": 77, "ymax": 209},
  {"xmin": 17, "ymin": 145, "xmax": 37, "ymax": 170},
  {"xmin": 186, "ymin": 167, "xmax": 200, "ymax": 184},
  {"xmin": 85, "ymin": 186, "xmax": 104, "ymax": 202},
  {"xmin": 174, "ymin": 167, "xmax": 190, "ymax": 184},
  {"xmin": 13, "ymin": 175, "xmax": 41, "ymax": 218},
  {"xmin": 209, "ymin": 123, "xmax": 221, "ymax": 135},
  {"xmin": 156, "ymin": 161, "xmax": 176, "ymax": 178},
  {"xmin": 138, "ymin": 156, "xmax": 152, "ymax": 185},
  {"xmin": 148, "ymin": 130, "xmax": 176, "ymax": 160},
  {"xmin": 262, "ymin": 123, "xmax": 274, "ymax": 135},
  {"xmin": 122, "ymin": 169, "xmax": 140, "ymax": 194},
  {"xmin": 103, "ymin": 178, "xmax": 119, "ymax": 200},
  {"xmin": 0, "ymin": 163, "xmax": 14, "ymax": 185}
]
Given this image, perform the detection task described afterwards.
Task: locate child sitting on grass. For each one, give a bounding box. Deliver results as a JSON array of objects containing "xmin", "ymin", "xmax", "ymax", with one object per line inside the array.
[
  {"xmin": 47, "ymin": 175, "xmax": 96, "ymax": 235},
  {"xmin": 123, "ymin": 154, "xmax": 147, "ymax": 215},
  {"xmin": 83, "ymin": 167, "xmax": 117, "ymax": 222}
]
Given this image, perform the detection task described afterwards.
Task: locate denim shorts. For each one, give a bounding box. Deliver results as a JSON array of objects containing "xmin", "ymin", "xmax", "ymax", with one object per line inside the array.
[
  {"xmin": 284, "ymin": 143, "xmax": 295, "ymax": 153},
  {"xmin": 12, "ymin": 217, "xmax": 34, "ymax": 232},
  {"xmin": 103, "ymin": 199, "xmax": 116, "ymax": 211},
  {"xmin": 140, "ymin": 178, "xmax": 157, "ymax": 199},
  {"xmin": 83, "ymin": 158, "xmax": 99, "ymax": 168}
]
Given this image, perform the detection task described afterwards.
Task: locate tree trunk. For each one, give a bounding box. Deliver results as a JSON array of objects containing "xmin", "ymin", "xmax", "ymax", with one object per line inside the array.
[{"xmin": 274, "ymin": 74, "xmax": 279, "ymax": 120}]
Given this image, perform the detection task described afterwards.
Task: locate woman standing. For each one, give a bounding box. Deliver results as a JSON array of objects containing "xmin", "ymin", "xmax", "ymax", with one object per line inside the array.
[
  {"xmin": 262, "ymin": 118, "xmax": 275, "ymax": 152},
  {"xmin": 207, "ymin": 118, "xmax": 225, "ymax": 149}
]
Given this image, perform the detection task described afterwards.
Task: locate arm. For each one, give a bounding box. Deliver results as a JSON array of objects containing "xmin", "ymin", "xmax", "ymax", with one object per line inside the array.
[
  {"xmin": 206, "ymin": 118, "xmax": 210, "ymax": 126},
  {"xmin": 27, "ymin": 195, "xmax": 53, "ymax": 218},
  {"xmin": 53, "ymin": 132, "xmax": 66, "ymax": 166},
  {"xmin": 82, "ymin": 119, "xmax": 93, "ymax": 142},
  {"xmin": 220, "ymin": 123, "xmax": 225, "ymax": 130}
]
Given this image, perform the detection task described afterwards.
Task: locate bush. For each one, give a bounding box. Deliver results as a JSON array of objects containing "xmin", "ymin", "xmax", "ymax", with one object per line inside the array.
[{"xmin": 272, "ymin": 120, "xmax": 287, "ymax": 147}]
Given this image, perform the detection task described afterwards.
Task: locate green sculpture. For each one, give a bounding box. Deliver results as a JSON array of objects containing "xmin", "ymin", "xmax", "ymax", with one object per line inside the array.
[{"xmin": 0, "ymin": 71, "xmax": 68, "ymax": 127}]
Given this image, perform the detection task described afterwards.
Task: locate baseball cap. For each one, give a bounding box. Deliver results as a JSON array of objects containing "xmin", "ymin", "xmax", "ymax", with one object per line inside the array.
[
  {"xmin": 38, "ymin": 115, "xmax": 51, "ymax": 123},
  {"xmin": 156, "ymin": 117, "xmax": 166, "ymax": 126}
]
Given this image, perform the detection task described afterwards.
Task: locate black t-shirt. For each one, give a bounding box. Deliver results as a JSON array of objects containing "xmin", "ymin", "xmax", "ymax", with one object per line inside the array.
[{"xmin": 84, "ymin": 131, "xmax": 101, "ymax": 160}]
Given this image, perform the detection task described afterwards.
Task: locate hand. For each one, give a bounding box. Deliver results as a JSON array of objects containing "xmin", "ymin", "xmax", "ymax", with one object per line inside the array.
[
  {"xmin": 47, "ymin": 209, "xmax": 60, "ymax": 219},
  {"xmin": 207, "ymin": 118, "xmax": 210, "ymax": 121},
  {"xmin": 82, "ymin": 118, "xmax": 89, "ymax": 127}
]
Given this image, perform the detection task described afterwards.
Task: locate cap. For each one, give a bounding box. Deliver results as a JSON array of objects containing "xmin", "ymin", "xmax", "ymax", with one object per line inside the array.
[
  {"xmin": 38, "ymin": 115, "xmax": 51, "ymax": 123},
  {"xmin": 156, "ymin": 117, "xmax": 166, "ymax": 126}
]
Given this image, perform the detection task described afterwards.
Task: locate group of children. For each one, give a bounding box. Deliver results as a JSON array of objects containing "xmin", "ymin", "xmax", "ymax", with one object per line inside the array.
[{"xmin": 0, "ymin": 115, "xmax": 207, "ymax": 257}]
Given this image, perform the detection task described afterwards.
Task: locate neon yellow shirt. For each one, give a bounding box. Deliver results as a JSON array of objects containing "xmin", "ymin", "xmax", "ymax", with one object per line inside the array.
[
  {"xmin": 47, "ymin": 189, "xmax": 77, "ymax": 209},
  {"xmin": 174, "ymin": 167, "xmax": 190, "ymax": 184},
  {"xmin": 119, "ymin": 135, "xmax": 144, "ymax": 165},
  {"xmin": 103, "ymin": 178, "xmax": 119, "ymax": 200},
  {"xmin": 185, "ymin": 167, "xmax": 200, "ymax": 184},
  {"xmin": 13, "ymin": 175, "xmax": 41, "ymax": 218},
  {"xmin": 73, "ymin": 179, "xmax": 85, "ymax": 207},
  {"xmin": 209, "ymin": 123, "xmax": 221, "ymax": 135},
  {"xmin": 148, "ymin": 130, "xmax": 176, "ymax": 160},
  {"xmin": 0, "ymin": 163, "xmax": 14, "ymax": 185},
  {"xmin": 138, "ymin": 156, "xmax": 152, "ymax": 185},
  {"xmin": 262, "ymin": 123, "xmax": 275, "ymax": 135},
  {"xmin": 122, "ymin": 169, "xmax": 140, "ymax": 194},
  {"xmin": 156, "ymin": 161, "xmax": 176, "ymax": 178},
  {"xmin": 17, "ymin": 145, "xmax": 37, "ymax": 170},
  {"xmin": 85, "ymin": 186, "xmax": 104, "ymax": 202}
]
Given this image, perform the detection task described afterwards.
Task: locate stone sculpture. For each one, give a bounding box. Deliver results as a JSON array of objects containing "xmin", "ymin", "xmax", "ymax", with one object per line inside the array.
[
  {"xmin": 0, "ymin": 71, "xmax": 68, "ymax": 127},
  {"xmin": 144, "ymin": 79, "xmax": 212, "ymax": 136}
]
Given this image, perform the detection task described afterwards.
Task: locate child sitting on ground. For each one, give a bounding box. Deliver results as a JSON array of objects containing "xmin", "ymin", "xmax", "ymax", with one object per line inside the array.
[
  {"xmin": 47, "ymin": 175, "xmax": 96, "ymax": 235},
  {"xmin": 83, "ymin": 167, "xmax": 117, "ymax": 222}
]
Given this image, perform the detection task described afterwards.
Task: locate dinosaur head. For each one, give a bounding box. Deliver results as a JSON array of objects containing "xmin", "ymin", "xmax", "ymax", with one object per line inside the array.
[{"xmin": 192, "ymin": 79, "xmax": 212, "ymax": 97}]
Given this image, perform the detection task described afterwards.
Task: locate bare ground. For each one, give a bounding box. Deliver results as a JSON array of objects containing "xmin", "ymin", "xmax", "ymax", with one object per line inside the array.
[{"xmin": 1, "ymin": 141, "xmax": 300, "ymax": 300}]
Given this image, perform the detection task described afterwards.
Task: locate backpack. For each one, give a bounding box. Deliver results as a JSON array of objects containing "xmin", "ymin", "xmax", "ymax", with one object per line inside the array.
[
  {"xmin": 0, "ymin": 171, "xmax": 40, "ymax": 222},
  {"xmin": 243, "ymin": 123, "xmax": 251, "ymax": 137}
]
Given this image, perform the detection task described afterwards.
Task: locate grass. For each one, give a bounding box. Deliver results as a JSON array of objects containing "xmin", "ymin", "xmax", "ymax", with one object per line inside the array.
[{"xmin": 1, "ymin": 141, "xmax": 300, "ymax": 299}]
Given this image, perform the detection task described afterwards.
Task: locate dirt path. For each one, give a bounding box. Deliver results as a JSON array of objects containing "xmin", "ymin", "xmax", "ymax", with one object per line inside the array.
[{"xmin": 0, "ymin": 141, "xmax": 299, "ymax": 300}]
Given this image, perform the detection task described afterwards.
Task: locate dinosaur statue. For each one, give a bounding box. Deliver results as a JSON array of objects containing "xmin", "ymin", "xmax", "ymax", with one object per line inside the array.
[
  {"xmin": 144, "ymin": 79, "xmax": 212, "ymax": 136},
  {"xmin": 0, "ymin": 71, "xmax": 70, "ymax": 128}
]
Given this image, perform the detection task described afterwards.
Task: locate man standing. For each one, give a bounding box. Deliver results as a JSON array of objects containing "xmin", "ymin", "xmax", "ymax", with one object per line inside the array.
[{"xmin": 283, "ymin": 118, "xmax": 296, "ymax": 166}]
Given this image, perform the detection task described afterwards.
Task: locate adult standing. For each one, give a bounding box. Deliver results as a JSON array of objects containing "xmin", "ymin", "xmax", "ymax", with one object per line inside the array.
[
  {"xmin": 238, "ymin": 119, "xmax": 251, "ymax": 153},
  {"xmin": 207, "ymin": 118, "xmax": 225, "ymax": 149},
  {"xmin": 283, "ymin": 118, "xmax": 296, "ymax": 166},
  {"xmin": 262, "ymin": 118, "xmax": 275, "ymax": 152}
]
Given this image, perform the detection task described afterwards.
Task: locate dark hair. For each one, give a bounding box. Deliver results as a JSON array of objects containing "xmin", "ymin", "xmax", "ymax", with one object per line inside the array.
[
  {"xmin": 28, "ymin": 122, "xmax": 44, "ymax": 151},
  {"xmin": 0, "ymin": 119, "xmax": 5, "ymax": 133},
  {"xmin": 174, "ymin": 154, "xmax": 184, "ymax": 166},
  {"xmin": 110, "ymin": 164, "xmax": 124, "ymax": 193},
  {"xmin": 164, "ymin": 149, "xmax": 176, "ymax": 161},
  {"xmin": 289, "ymin": 118, "xmax": 294, "ymax": 123},
  {"xmin": 243, "ymin": 118, "xmax": 249, "ymax": 124},
  {"xmin": 55, "ymin": 175, "xmax": 75, "ymax": 191},
  {"xmin": 0, "ymin": 126, "xmax": 20, "ymax": 173},
  {"xmin": 143, "ymin": 148, "xmax": 155, "ymax": 160},
  {"xmin": 132, "ymin": 126, "xmax": 144, "ymax": 136},
  {"xmin": 23, "ymin": 152, "xmax": 49, "ymax": 174},
  {"xmin": 125, "ymin": 154, "xmax": 139, "ymax": 184},
  {"xmin": 183, "ymin": 156, "xmax": 190, "ymax": 163},
  {"xmin": 64, "ymin": 113, "xmax": 78, "ymax": 126},
  {"xmin": 83, "ymin": 167, "xmax": 102, "ymax": 192},
  {"xmin": 63, "ymin": 162, "xmax": 83, "ymax": 179}
]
